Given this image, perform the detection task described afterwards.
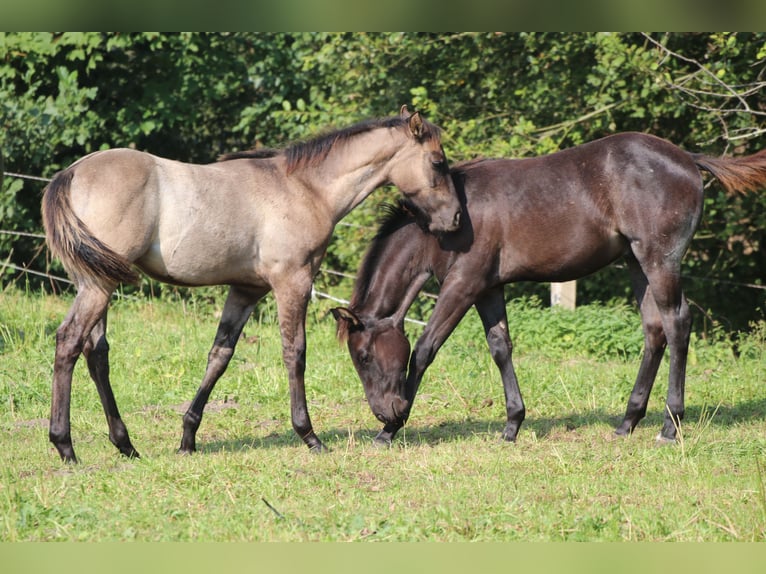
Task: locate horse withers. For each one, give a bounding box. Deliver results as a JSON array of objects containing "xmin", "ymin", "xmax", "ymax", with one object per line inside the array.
[
  {"xmin": 42, "ymin": 107, "xmax": 461, "ymax": 463},
  {"xmin": 333, "ymin": 132, "xmax": 766, "ymax": 445}
]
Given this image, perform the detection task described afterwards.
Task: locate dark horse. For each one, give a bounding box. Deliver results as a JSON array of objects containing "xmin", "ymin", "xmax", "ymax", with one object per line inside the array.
[
  {"xmin": 42, "ymin": 107, "xmax": 461, "ymax": 463},
  {"xmin": 333, "ymin": 132, "xmax": 766, "ymax": 445}
]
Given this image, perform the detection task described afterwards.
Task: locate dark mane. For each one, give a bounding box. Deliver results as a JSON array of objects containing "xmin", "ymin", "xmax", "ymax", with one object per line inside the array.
[
  {"xmin": 286, "ymin": 115, "xmax": 440, "ymax": 173},
  {"xmin": 219, "ymin": 114, "xmax": 442, "ymax": 172},
  {"xmin": 348, "ymin": 201, "xmax": 418, "ymax": 309},
  {"xmin": 217, "ymin": 148, "xmax": 281, "ymax": 162},
  {"xmin": 346, "ymin": 157, "xmax": 489, "ymax": 315}
]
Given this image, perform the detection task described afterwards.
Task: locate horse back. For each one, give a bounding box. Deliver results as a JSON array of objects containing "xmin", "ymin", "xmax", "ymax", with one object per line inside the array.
[{"xmin": 449, "ymin": 133, "xmax": 704, "ymax": 282}]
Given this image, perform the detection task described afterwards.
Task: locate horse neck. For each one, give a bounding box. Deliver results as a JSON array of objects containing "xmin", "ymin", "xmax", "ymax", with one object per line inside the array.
[
  {"xmin": 353, "ymin": 225, "xmax": 432, "ymax": 321},
  {"xmin": 301, "ymin": 127, "xmax": 406, "ymax": 223}
]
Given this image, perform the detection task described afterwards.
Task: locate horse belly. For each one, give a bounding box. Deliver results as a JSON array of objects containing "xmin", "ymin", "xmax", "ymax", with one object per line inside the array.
[
  {"xmin": 136, "ymin": 235, "xmax": 265, "ymax": 287},
  {"xmin": 502, "ymin": 228, "xmax": 627, "ymax": 282}
]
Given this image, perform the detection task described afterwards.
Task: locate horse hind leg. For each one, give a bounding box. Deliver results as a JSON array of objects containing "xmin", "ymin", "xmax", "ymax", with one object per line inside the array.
[
  {"xmin": 83, "ymin": 313, "xmax": 139, "ymax": 458},
  {"xmin": 50, "ymin": 285, "xmax": 114, "ymax": 463},
  {"xmin": 655, "ymin": 281, "xmax": 691, "ymax": 442},
  {"xmin": 179, "ymin": 286, "xmax": 264, "ymax": 454},
  {"xmin": 615, "ymin": 255, "xmax": 667, "ymax": 437},
  {"xmin": 623, "ymin": 251, "xmax": 691, "ymax": 442}
]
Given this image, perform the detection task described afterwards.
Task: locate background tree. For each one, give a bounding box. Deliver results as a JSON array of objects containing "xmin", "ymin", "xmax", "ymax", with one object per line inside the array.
[{"xmin": 2, "ymin": 32, "xmax": 764, "ymax": 332}]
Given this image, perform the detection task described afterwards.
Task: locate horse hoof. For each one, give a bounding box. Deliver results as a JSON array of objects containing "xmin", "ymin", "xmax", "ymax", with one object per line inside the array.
[
  {"xmin": 500, "ymin": 434, "xmax": 517, "ymax": 443},
  {"xmin": 614, "ymin": 422, "xmax": 634, "ymax": 437},
  {"xmin": 309, "ymin": 441, "xmax": 329, "ymax": 454},
  {"xmin": 372, "ymin": 436, "xmax": 392, "ymax": 449},
  {"xmin": 655, "ymin": 433, "xmax": 677, "ymax": 445}
]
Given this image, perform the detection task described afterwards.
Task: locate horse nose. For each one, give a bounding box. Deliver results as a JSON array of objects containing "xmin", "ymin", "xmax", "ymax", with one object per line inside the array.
[{"xmin": 452, "ymin": 209, "xmax": 462, "ymax": 230}]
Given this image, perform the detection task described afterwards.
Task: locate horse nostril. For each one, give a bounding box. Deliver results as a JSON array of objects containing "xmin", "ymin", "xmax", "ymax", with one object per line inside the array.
[{"xmin": 452, "ymin": 210, "xmax": 462, "ymax": 229}]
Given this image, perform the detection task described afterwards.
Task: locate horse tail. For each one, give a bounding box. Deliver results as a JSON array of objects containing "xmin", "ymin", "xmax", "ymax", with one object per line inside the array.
[
  {"xmin": 42, "ymin": 169, "xmax": 140, "ymax": 287},
  {"xmin": 692, "ymin": 148, "xmax": 766, "ymax": 194}
]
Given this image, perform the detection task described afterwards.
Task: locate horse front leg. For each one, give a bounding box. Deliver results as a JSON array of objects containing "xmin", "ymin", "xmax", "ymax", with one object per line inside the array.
[
  {"xmin": 83, "ymin": 313, "xmax": 139, "ymax": 458},
  {"xmin": 396, "ymin": 279, "xmax": 477, "ymax": 440},
  {"xmin": 474, "ymin": 288, "xmax": 525, "ymax": 442},
  {"xmin": 179, "ymin": 286, "xmax": 262, "ymax": 454},
  {"xmin": 50, "ymin": 286, "xmax": 113, "ymax": 463},
  {"xmin": 273, "ymin": 280, "xmax": 326, "ymax": 452}
]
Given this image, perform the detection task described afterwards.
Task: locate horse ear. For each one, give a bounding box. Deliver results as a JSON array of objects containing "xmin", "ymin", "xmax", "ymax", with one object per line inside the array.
[
  {"xmin": 330, "ymin": 307, "xmax": 361, "ymax": 328},
  {"xmin": 400, "ymin": 104, "xmax": 410, "ymax": 118},
  {"xmin": 407, "ymin": 111, "xmax": 424, "ymax": 139}
]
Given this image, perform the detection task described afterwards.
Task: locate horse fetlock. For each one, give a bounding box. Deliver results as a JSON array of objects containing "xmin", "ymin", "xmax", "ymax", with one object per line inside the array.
[{"xmin": 177, "ymin": 442, "xmax": 196, "ymax": 455}]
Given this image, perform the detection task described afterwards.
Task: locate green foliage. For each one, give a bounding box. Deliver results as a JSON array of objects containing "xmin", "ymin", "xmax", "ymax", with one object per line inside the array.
[{"xmin": 1, "ymin": 32, "xmax": 765, "ymax": 332}]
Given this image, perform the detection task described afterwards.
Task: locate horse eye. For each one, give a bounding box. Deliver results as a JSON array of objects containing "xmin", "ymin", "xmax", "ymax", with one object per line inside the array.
[{"xmin": 432, "ymin": 159, "xmax": 447, "ymax": 172}]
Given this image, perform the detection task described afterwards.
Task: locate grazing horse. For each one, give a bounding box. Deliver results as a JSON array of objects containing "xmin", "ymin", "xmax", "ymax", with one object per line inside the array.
[
  {"xmin": 42, "ymin": 107, "xmax": 462, "ymax": 463},
  {"xmin": 333, "ymin": 132, "xmax": 766, "ymax": 445}
]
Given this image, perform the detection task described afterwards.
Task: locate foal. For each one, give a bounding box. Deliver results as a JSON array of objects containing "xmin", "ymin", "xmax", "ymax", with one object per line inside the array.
[
  {"xmin": 43, "ymin": 107, "xmax": 461, "ymax": 462},
  {"xmin": 334, "ymin": 132, "xmax": 766, "ymax": 444}
]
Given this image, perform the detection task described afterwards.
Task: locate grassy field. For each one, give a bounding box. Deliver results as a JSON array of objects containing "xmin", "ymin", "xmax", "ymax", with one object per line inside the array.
[{"xmin": 1, "ymin": 287, "xmax": 765, "ymax": 541}]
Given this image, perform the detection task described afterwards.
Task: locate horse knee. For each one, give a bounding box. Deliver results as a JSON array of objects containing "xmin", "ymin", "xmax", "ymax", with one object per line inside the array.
[
  {"xmin": 486, "ymin": 329, "xmax": 512, "ymax": 364},
  {"xmin": 412, "ymin": 340, "xmax": 437, "ymax": 371}
]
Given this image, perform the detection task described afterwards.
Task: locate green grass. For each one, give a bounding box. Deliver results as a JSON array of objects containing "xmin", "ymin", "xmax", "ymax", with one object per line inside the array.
[{"xmin": 1, "ymin": 287, "xmax": 765, "ymax": 541}]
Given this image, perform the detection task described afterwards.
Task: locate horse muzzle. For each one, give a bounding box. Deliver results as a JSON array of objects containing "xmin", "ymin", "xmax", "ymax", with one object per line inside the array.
[
  {"xmin": 373, "ymin": 396, "xmax": 410, "ymax": 426},
  {"xmin": 429, "ymin": 208, "xmax": 462, "ymax": 234}
]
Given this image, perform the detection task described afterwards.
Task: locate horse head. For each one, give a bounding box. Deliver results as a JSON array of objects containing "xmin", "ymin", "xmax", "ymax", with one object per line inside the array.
[
  {"xmin": 331, "ymin": 307, "xmax": 411, "ymax": 426},
  {"xmin": 389, "ymin": 105, "xmax": 461, "ymax": 234}
]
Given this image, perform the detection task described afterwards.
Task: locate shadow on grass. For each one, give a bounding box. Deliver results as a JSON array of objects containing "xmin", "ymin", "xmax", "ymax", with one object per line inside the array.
[{"xmin": 196, "ymin": 396, "xmax": 766, "ymax": 454}]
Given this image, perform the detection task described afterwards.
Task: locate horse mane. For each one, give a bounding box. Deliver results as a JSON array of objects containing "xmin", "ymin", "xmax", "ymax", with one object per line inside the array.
[
  {"xmin": 217, "ymin": 148, "xmax": 281, "ymax": 162},
  {"xmin": 350, "ymin": 201, "xmax": 417, "ymax": 307},
  {"xmin": 219, "ymin": 114, "xmax": 442, "ymax": 173},
  {"xmin": 286, "ymin": 115, "xmax": 442, "ymax": 173}
]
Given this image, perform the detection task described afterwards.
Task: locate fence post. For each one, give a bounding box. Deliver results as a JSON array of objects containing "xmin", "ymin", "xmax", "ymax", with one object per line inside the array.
[{"xmin": 551, "ymin": 281, "xmax": 577, "ymax": 310}]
